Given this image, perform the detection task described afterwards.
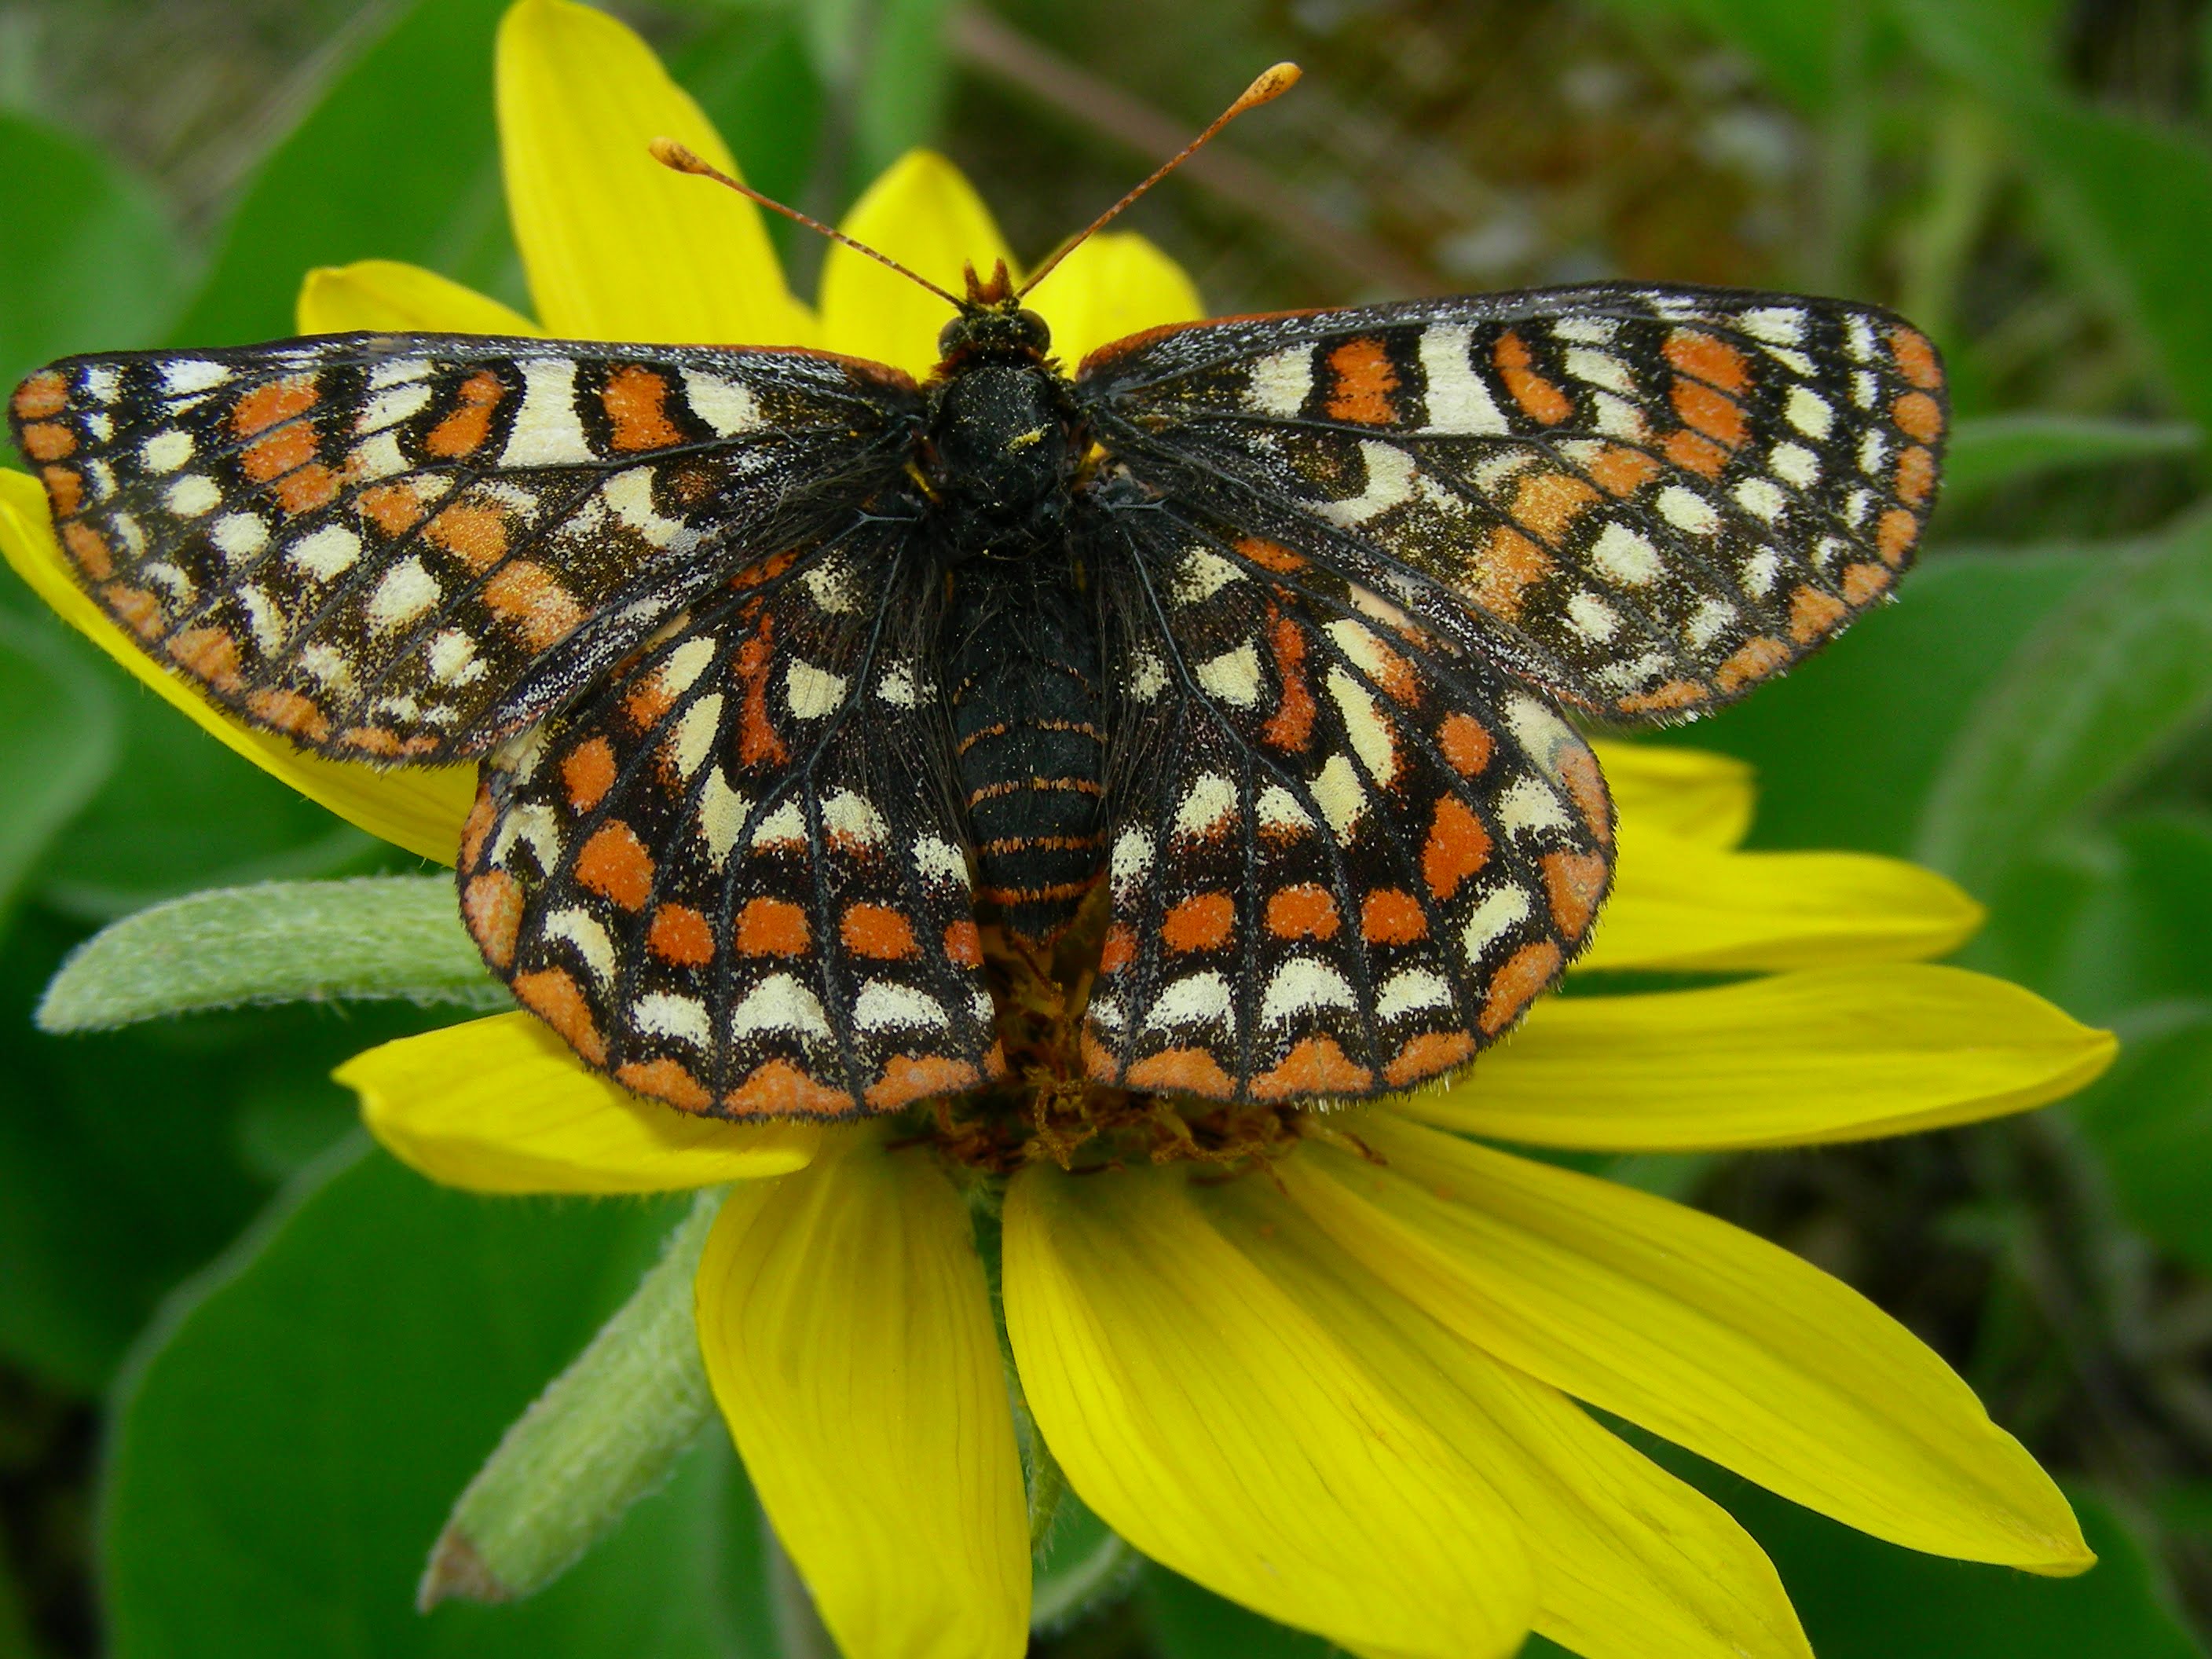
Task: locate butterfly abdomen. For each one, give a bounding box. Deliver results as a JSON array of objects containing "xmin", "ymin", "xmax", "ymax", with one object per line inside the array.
[{"xmin": 943, "ymin": 561, "xmax": 1108, "ymax": 945}]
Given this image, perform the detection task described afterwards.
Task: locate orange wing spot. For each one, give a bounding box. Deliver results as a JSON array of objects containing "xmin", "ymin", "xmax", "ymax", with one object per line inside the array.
[
  {"xmin": 1512, "ymin": 471, "xmax": 1602, "ymax": 548},
  {"xmin": 1662, "ymin": 428, "xmax": 1730, "ymax": 478},
  {"xmin": 359, "ymin": 482, "xmax": 429, "ymax": 537},
  {"xmin": 1840, "ymin": 561, "xmax": 1893, "ymax": 604},
  {"xmin": 1438, "ymin": 712, "xmax": 1494, "ymax": 775},
  {"xmin": 460, "ymin": 784, "xmax": 496, "ymax": 868},
  {"xmin": 1789, "ymin": 584, "xmax": 1849, "ymax": 644},
  {"xmin": 1494, "ymin": 330, "xmax": 1572, "ymax": 423},
  {"xmin": 617, "ymin": 1058, "xmax": 712, "ymax": 1114},
  {"xmin": 1261, "ymin": 613, "xmax": 1317, "ymax": 752},
  {"xmin": 62, "ymin": 523, "xmax": 114, "ymax": 580},
  {"xmin": 1384, "ymin": 1030, "xmax": 1477, "ymax": 1087},
  {"xmin": 733, "ymin": 625, "xmax": 787, "ymax": 767},
  {"xmin": 167, "ymin": 626, "xmax": 242, "ymax": 691},
  {"xmin": 561, "ymin": 736, "xmax": 617, "ymax": 811},
  {"xmin": 841, "ymin": 903, "xmax": 919, "ymax": 960},
  {"xmin": 1888, "ymin": 326, "xmax": 1943, "ymax": 390},
  {"xmin": 866, "ymin": 1054, "xmax": 982, "ymax": 1111},
  {"xmin": 1361, "ymin": 887, "xmax": 1429, "ymax": 944},
  {"xmin": 1892, "ymin": 390, "xmax": 1943, "ymax": 443},
  {"xmin": 1124, "ymin": 1046, "xmax": 1236, "ymax": 1098},
  {"xmin": 1895, "ymin": 445, "xmax": 1936, "ymax": 507},
  {"xmin": 1615, "ymin": 678, "xmax": 1705, "ymax": 715},
  {"xmin": 1584, "ymin": 444, "xmax": 1662, "ymax": 496},
  {"xmin": 514, "ymin": 967, "xmax": 606, "ymax": 1064},
  {"xmin": 1555, "ymin": 745, "xmax": 1613, "ymax": 849},
  {"xmin": 484, "ymin": 562, "xmax": 585, "ymax": 650},
  {"xmin": 723, "ymin": 1058, "xmax": 854, "ymax": 1119},
  {"xmin": 426, "ymin": 503, "xmax": 510, "ymax": 572},
  {"xmin": 103, "ymin": 583, "xmax": 163, "ymax": 639},
  {"xmin": 1235, "ymin": 536, "xmax": 1306, "ymax": 573},
  {"xmin": 1714, "ymin": 635, "xmax": 1792, "ymax": 694},
  {"xmin": 1421, "ymin": 797, "xmax": 1492, "ymax": 900},
  {"xmin": 1480, "ymin": 940, "xmax": 1562, "ymax": 1035},
  {"xmin": 1163, "ymin": 892, "xmax": 1236, "ymax": 953},
  {"xmin": 1877, "ymin": 507, "xmax": 1919, "ymax": 567},
  {"xmin": 1098, "ymin": 921, "xmax": 1137, "ymax": 972},
  {"xmin": 736, "ymin": 896, "xmax": 810, "ymax": 956},
  {"xmin": 20, "ymin": 423, "xmax": 75, "ymax": 461},
  {"xmin": 1662, "ymin": 328, "xmax": 1751, "ymax": 394},
  {"xmin": 1266, "ymin": 884, "xmax": 1340, "ymax": 940},
  {"xmin": 42, "ymin": 466, "xmax": 83, "ymax": 517},
  {"xmin": 12, "ymin": 371, "xmax": 66, "ymax": 420},
  {"xmin": 463, "ymin": 871, "xmax": 524, "ymax": 968},
  {"xmin": 575, "ymin": 820, "xmax": 655, "ymax": 910},
  {"xmin": 648, "ymin": 903, "xmax": 716, "ymax": 966},
  {"xmin": 730, "ymin": 549, "xmax": 798, "ymax": 591},
  {"xmin": 242, "ymin": 422, "xmax": 317, "ymax": 482},
  {"xmin": 1355, "ymin": 632, "xmax": 1422, "ymax": 703},
  {"xmin": 1466, "ymin": 526, "xmax": 1552, "ymax": 621},
  {"xmin": 231, "ymin": 376, "xmax": 317, "ymax": 438},
  {"xmin": 1541, "ymin": 849, "xmax": 1608, "ymax": 938},
  {"xmin": 943, "ymin": 920, "xmax": 983, "ymax": 968},
  {"xmin": 1251, "ymin": 1035, "xmax": 1373, "ymax": 1100},
  {"xmin": 1671, "ymin": 379, "xmax": 1747, "ymax": 449},
  {"xmin": 1324, "ymin": 336, "xmax": 1400, "ymax": 424},
  {"xmin": 339, "ymin": 724, "xmax": 401, "ymax": 758},
  {"xmin": 276, "ymin": 463, "xmax": 341, "ymax": 517},
  {"xmin": 602, "ymin": 364, "xmax": 684, "ymax": 451},
  {"xmin": 423, "ymin": 370, "xmax": 506, "ymax": 459}
]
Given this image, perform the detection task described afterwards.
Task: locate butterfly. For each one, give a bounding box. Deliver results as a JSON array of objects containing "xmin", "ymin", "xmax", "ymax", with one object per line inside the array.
[{"xmin": 6, "ymin": 79, "xmax": 1944, "ymax": 1121}]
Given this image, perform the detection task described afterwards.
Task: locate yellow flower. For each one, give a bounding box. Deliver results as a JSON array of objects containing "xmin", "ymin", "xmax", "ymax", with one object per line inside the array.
[{"xmin": 0, "ymin": 3, "xmax": 2119, "ymax": 1656}]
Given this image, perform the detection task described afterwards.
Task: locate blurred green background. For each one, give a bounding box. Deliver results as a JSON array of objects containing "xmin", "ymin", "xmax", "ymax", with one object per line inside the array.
[{"xmin": 2, "ymin": 0, "xmax": 2212, "ymax": 1654}]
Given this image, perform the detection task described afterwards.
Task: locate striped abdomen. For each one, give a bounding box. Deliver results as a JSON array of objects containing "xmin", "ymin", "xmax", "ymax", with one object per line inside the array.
[{"xmin": 943, "ymin": 562, "xmax": 1108, "ymax": 944}]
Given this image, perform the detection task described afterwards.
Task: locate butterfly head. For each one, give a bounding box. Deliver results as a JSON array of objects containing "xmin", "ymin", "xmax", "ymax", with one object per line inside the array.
[{"xmin": 936, "ymin": 260, "xmax": 1052, "ymax": 367}]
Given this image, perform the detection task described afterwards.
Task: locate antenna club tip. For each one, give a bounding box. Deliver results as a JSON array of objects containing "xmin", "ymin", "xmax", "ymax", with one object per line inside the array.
[
  {"xmin": 648, "ymin": 136, "xmax": 706, "ymax": 174},
  {"xmin": 1237, "ymin": 62, "xmax": 1302, "ymax": 109}
]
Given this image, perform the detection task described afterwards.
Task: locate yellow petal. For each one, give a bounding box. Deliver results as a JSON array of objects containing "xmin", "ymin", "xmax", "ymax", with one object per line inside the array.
[
  {"xmin": 296, "ymin": 260, "xmax": 542, "ymax": 336},
  {"xmin": 1004, "ymin": 1159, "xmax": 1536, "ymax": 1659},
  {"xmin": 1199, "ymin": 1175, "xmax": 1810, "ymax": 1659},
  {"xmin": 1033, "ymin": 231, "xmax": 1205, "ymax": 368},
  {"xmin": 339, "ymin": 1012, "xmax": 819, "ymax": 1194},
  {"xmin": 496, "ymin": 0, "xmax": 810, "ymax": 345},
  {"xmin": 1580, "ymin": 825, "xmax": 1984, "ymax": 972},
  {"xmin": 1408, "ymin": 964, "xmax": 2116, "ymax": 1150},
  {"xmin": 1288, "ymin": 1119, "xmax": 2092, "ymax": 1574},
  {"xmin": 0, "ymin": 468, "xmax": 474, "ymax": 864},
  {"xmin": 819, "ymin": 150, "xmax": 1017, "ymax": 377},
  {"xmin": 1589, "ymin": 740, "xmax": 1754, "ymax": 849},
  {"xmin": 697, "ymin": 1133, "xmax": 1028, "ymax": 1659}
]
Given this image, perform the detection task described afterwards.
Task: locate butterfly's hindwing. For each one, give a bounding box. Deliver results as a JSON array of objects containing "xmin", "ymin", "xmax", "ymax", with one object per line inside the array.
[
  {"xmin": 11, "ymin": 336, "xmax": 922, "ymax": 761},
  {"xmin": 1082, "ymin": 490, "xmax": 1612, "ymax": 1101},
  {"xmin": 1078, "ymin": 284, "xmax": 1944, "ymax": 720},
  {"xmin": 456, "ymin": 517, "xmax": 1001, "ymax": 1118}
]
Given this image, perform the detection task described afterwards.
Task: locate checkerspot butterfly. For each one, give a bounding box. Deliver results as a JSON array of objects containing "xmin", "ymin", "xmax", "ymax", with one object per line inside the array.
[{"xmin": 8, "ymin": 70, "xmax": 1943, "ymax": 1118}]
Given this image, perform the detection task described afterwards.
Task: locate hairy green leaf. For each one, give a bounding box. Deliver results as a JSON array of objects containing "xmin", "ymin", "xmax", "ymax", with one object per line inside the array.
[{"xmin": 1943, "ymin": 415, "xmax": 2200, "ymax": 506}]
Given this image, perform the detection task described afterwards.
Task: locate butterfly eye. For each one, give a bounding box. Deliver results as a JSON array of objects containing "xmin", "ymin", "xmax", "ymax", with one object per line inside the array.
[
  {"xmin": 1016, "ymin": 309, "xmax": 1050, "ymax": 351},
  {"xmin": 938, "ymin": 316, "xmax": 967, "ymax": 356}
]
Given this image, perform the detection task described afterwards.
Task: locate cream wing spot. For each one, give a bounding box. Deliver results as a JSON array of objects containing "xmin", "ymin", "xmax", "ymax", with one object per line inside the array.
[
  {"xmin": 501, "ymin": 360, "xmax": 593, "ymax": 467},
  {"xmin": 633, "ymin": 992, "xmax": 712, "ymax": 1051},
  {"xmin": 731, "ymin": 974, "xmax": 831, "ymax": 1042},
  {"xmin": 1417, "ymin": 324, "xmax": 1508, "ymax": 434},
  {"xmin": 1259, "ymin": 958, "xmax": 1358, "ymax": 1027},
  {"xmin": 366, "ymin": 557, "xmax": 441, "ymax": 632},
  {"xmin": 1245, "ymin": 345, "xmax": 1313, "ymax": 416}
]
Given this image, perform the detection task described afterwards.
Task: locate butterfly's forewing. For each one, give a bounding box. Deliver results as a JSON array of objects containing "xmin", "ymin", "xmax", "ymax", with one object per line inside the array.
[
  {"xmin": 1080, "ymin": 489, "xmax": 1611, "ymax": 1101},
  {"xmin": 458, "ymin": 516, "xmax": 1002, "ymax": 1117},
  {"xmin": 9, "ymin": 337, "xmax": 921, "ymax": 761},
  {"xmin": 1077, "ymin": 284, "xmax": 1944, "ymax": 720}
]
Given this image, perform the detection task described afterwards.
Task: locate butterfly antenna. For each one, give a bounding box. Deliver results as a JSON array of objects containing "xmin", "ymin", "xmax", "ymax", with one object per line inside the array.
[
  {"xmin": 1018, "ymin": 62, "xmax": 1302, "ymax": 300},
  {"xmin": 649, "ymin": 137, "xmax": 965, "ymax": 310}
]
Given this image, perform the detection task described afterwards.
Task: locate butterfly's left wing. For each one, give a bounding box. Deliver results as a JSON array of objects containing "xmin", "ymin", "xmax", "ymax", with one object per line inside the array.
[{"xmin": 1075, "ymin": 283, "xmax": 1944, "ymax": 720}]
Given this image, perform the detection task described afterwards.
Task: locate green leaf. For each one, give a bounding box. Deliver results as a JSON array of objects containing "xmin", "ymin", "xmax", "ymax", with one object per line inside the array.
[
  {"xmin": 670, "ymin": 13, "xmax": 826, "ymax": 217},
  {"xmin": 0, "ymin": 610, "xmax": 116, "ymax": 917},
  {"xmin": 1139, "ymin": 1566, "xmax": 1331, "ymax": 1658},
  {"xmin": 0, "ymin": 110, "xmax": 185, "ymax": 419},
  {"xmin": 1918, "ymin": 510, "xmax": 2212, "ymax": 896},
  {"xmin": 169, "ymin": 0, "xmax": 517, "ymax": 348},
  {"xmin": 851, "ymin": 0, "xmax": 954, "ymax": 185},
  {"xmin": 1658, "ymin": 546, "xmax": 2094, "ymax": 855},
  {"xmin": 104, "ymin": 1141, "xmax": 776, "ymax": 1658},
  {"xmin": 39, "ymin": 876, "xmax": 500, "ymax": 1033},
  {"xmin": 2069, "ymin": 1007, "xmax": 2212, "ymax": 1275},
  {"xmin": 1942, "ymin": 415, "xmax": 2200, "ymax": 507}
]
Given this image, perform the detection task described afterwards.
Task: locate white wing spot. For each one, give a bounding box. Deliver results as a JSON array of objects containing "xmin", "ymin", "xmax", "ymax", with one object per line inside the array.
[
  {"xmin": 1417, "ymin": 324, "xmax": 1508, "ymax": 434},
  {"xmin": 1566, "ymin": 591, "xmax": 1621, "ymax": 642},
  {"xmin": 1461, "ymin": 884, "xmax": 1532, "ymax": 963},
  {"xmin": 1143, "ymin": 972, "xmax": 1236, "ymax": 1038},
  {"xmin": 500, "ymin": 360, "xmax": 593, "ymax": 467},
  {"xmin": 1589, "ymin": 522, "xmax": 1664, "ymax": 586},
  {"xmin": 731, "ymin": 974, "xmax": 831, "ymax": 1042},
  {"xmin": 1260, "ymin": 958, "xmax": 1357, "ymax": 1027},
  {"xmin": 683, "ymin": 370, "xmax": 761, "ymax": 436},
  {"xmin": 1785, "ymin": 386, "xmax": 1833, "ymax": 438},
  {"xmin": 1195, "ymin": 639, "xmax": 1262, "ymax": 708},
  {"xmin": 288, "ymin": 525, "xmax": 362, "ymax": 581},
  {"xmin": 140, "ymin": 430, "xmax": 192, "ymax": 474},
  {"xmin": 544, "ymin": 907, "xmax": 616, "ymax": 983},
  {"xmin": 1316, "ymin": 441, "xmax": 1417, "ymax": 529},
  {"xmin": 854, "ymin": 983, "xmax": 950, "ymax": 1035},
  {"xmin": 1657, "ymin": 485, "xmax": 1719, "ymax": 534},
  {"xmin": 163, "ymin": 474, "xmax": 220, "ymax": 518},
  {"xmin": 366, "ymin": 556, "xmax": 440, "ymax": 632},
  {"xmin": 1174, "ymin": 773, "xmax": 1238, "ymax": 840},
  {"xmin": 1245, "ymin": 345, "xmax": 1313, "ymax": 416},
  {"xmin": 633, "ymin": 992, "xmax": 711, "ymax": 1051},
  {"xmin": 784, "ymin": 660, "xmax": 848, "ymax": 720}
]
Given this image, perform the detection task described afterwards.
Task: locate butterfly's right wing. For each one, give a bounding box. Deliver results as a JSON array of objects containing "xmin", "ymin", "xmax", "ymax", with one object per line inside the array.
[
  {"xmin": 456, "ymin": 515, "xmax": 1002, "ymax": 1119},
  {"xmin": 10, "ymin": 335, "xmax": 922, "ymax": 762}
]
